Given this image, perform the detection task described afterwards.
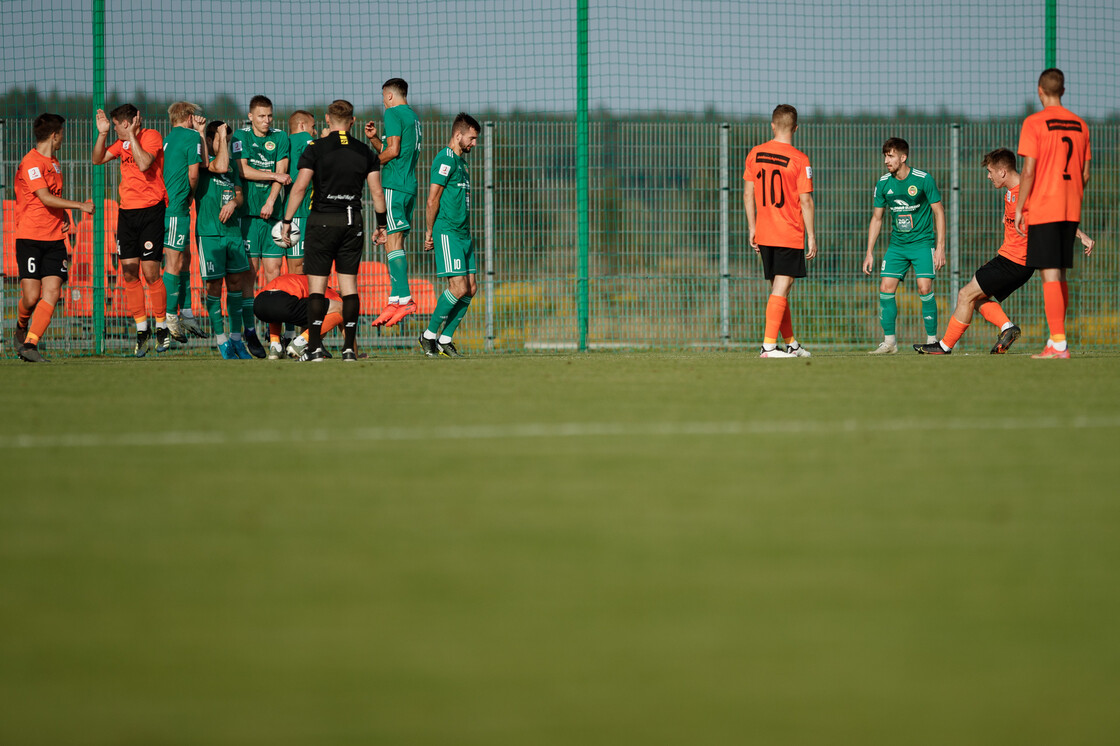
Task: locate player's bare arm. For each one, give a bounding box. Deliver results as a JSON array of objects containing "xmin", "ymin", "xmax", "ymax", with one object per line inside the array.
[
  {"xmin": 423, "ymin": 182, "xmax": 445, "ymax": 252},
  {"xmin": 931, "ymin": 201, "xmax": 947, "ymax": 270},
  {"xmin": 219, "ymin": 185, "xmax": 243, "ymax": 225},
  {"xmin": 377, "ymin": 136, "xmax": 401, "ymax": 165},
  {"xmin": 1082, "ymin": 159, "xmax": 1090, "ymax": 188},
  {"xmin": 1014, "ymin": 156, "xmax": 1035, "ymax": 235},
  {"xmin": 800, "ymin": 192, "xmax": 817, "ymax": 260},
  {"xmin": 206, "ymin": 125, "xmax": 231, "ymax": 174},
  {"xmin": 862, "ymin": 207, "xmax": 885, "ymax": 274},
  {"xmin": 91, "ymin": 109, "xmax": 113, "ymax": 164},
  {"xmin": 33, "ymin": 188, "xmax": 95, "ymax": 215},
  {"xmin": 260, "ymin": 157, "xmax": 289, "ymax": 220},
  {"xmin": 365, "ymin": 122, "xmax": 382, "ymax": 153},
  {"xmin": 127, "ymin": 114, "xmax": 155, "ymax": 172},
  {"xmin": 367, "ymin": 171, "xmax": 388, "ymax": 245},
  {"xmin": 279, "ymin": 168, "xmax": 314, "ymax": 245},
  {"xmin": 238, "ymin": 161, "xmax": 292, "ymax": 185},
  {"xmin": 743, "ymin": 181, "xmax": 758, "ymax": 251},
  {"xmin": 1076, "ymin": 229, "xmax": 1095, "ymax": 256}
]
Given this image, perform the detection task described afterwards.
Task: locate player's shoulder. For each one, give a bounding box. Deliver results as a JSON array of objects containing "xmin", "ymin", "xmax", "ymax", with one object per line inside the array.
[
  {"xmin": 911, "ymin": 168, "xmax": 932, "ymax": 180},
  {"xmin": 877, "ymin": 173, "xmax": 891, "ymax": 182}
]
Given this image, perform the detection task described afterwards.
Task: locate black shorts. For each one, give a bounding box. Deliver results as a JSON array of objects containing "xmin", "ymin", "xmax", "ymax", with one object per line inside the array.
[
  {"xmin": 1026, "ymin": 220, "xmax": 1078, "ymax": 269},
  {"xmin": 759, "ymin": 245, "xmax": 807, "ymax": 280},
  {"xmin": 254, "ymin": 290, "xmax": 307, "ymax": 327},
  {"xmin": 974, "ymin": 254, "xmax": 1034, "ymax": 302},
  {"xmin": 303, "ymin": 212, "xmax": 364, "ymax": 276},
  {"xmin": 117, "ymin": 203, "xmax": 165, "ymax": 262},
  {"xmin": 16, "ymin": 238, "xmax": 69, "ymax": 282}
]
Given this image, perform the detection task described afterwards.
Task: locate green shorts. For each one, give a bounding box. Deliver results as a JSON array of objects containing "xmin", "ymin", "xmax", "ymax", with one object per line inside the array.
[
  {"xmin": 198, "ymin": 233, "xmax": 251, "ymax": 280},
  {"xmin": 164, "ymin": 213, "xmax": 190, "ymax": 252},
  {"xmin": 242, "ymin": 216, "xmax": 283, "ymax": 260},
  {"xmin": 434, "ymin": 231, "xmax": 476, "ymax": 277},
  {"xmin": 385, "ymin": 188, "xmax": 415, "ymax": 235},
  {"xmin": 288, "ymin": 216, "xmax": 306, "ymax": 259},
  {"xmin": 881, "ymin": 244, "xmax": 936, "ymax": 280}
]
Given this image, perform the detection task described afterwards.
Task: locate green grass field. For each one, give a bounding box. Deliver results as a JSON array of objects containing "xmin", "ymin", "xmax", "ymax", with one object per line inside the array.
[{"xmin": 2, "ymin": 351, "xmax": 1120, "ymax": 745}]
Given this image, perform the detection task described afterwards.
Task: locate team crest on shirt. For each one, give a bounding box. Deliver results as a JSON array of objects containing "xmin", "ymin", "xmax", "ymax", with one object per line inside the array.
[
  {"xmin": 123, "ymin": 141, "xmax": 131, "ymax": 150},
  {"xmin": 265, "ymin": 141, "xmax": 276, "ymax": 151},
  {"xmin": 28, "ymin": 166, "xmax": 42, "ymax": 180},
  {"xmin": 907, "ymin": 185, "xmax": 918, "ymax": 196}
]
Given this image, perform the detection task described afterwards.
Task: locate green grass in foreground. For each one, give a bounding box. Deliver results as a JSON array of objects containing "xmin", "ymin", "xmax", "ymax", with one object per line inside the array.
[{"xmin": 1, "ymin": 351, "xmax": 1119, "ymax": 746}]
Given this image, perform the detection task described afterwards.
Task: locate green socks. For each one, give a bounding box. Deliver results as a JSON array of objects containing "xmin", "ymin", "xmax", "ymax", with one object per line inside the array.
[
  {"xmin": 242, "ymin": 295, "xmax": 256, "ymax": 330},
  {"xmin": 920, "ymin": 292, "xmax": 938, "ymax": 337},
  {"xmin": 441, "ymin": 295, "xmax": 472, "ymax": 339},
  {"xmin": 179, "ymin": 269, "xmax": 191, "ymax": 313},
  {"xmin": 163, "ymin": 270, "xmax": 180, "ymax": 314},
  {"xmin": 387, "ymin": 249, "xmax": 410, "ymax": 299},
  {"xmin": 206, "ymin": 294, "xmax": 224, "ymax": 337},
  {"xmin": 879, "ymin": 292, "xmax": 897, "ymax": 337},
  {"xmin": 226, "ymin": 290, "xmax": 242, "ymax": 333},
  {"xmin": 426, "ymin": 289, "xmax": 460, "ymax": 335}
]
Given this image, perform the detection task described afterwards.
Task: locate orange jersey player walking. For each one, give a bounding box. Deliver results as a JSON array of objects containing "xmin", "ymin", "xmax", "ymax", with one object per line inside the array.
[
  {"xmin": 13, "ymin": 113, "xmax": 96, "ymax": 362},
  {"xmin": 743, "ymin": 104, "xmax": 817, "ymax": 358},
  {"xmin": 1014, "ymin": 68, "xmax": 1092, "ymax": 359},
  {"xmin": 91, "ymin": 103, "xmax": 170, "ymax": 357}
]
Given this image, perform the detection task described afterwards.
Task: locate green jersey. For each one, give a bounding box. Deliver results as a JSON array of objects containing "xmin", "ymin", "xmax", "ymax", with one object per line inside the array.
[
  {"xmin": 873, "ymin": 167, "xmax": 942, "ymax": 248},
  {"xmin": 231, "ymin": 127, "xmax": 290, "ymax": 217},
  {"xmin": 381, "ymin": 105, "xmax": 421, "ymax": 195},
  {"xmin": 430, "ymin": 146, "xmax": 470, "ymax": 235},
  {"xmin": 194, "ymin": 163, "xmax": 243, "ymax": 238},
  {"xmin": 287, "ymin": 131, "xmax": 314, "ymax": 218},
  {"xmin": 162, "ymin": 126, "xmax": 203, "ymax": 217}
]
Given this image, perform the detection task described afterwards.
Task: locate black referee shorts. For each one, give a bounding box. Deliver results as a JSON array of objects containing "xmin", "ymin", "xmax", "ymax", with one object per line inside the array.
[
  {"xmin": 974, "ymin": 255, "xmax": 1035, "ymax": 302},
  {"xmin": 254, "ymin": 290, "xmax": 307, "ymax": 327},
  {"xmin": 1026, "ymin": 220, "xmax": 1078, "ymax": 270},
  {"xmin": 304, "ymin": 212, "xmax": 364, "ymax": 276},
  {"xmin": 759, "ymin": 245, "xmax": 807, "ymax": 280}
]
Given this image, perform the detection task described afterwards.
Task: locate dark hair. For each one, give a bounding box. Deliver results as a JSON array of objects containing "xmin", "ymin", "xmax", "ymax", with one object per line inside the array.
[
  {"xmin": 109, "ymin": 103, "xmax": 139, "ymax": 123},
  {"xmin": 981, "ymin": 148, "xmax": 1017, "ymax": 171},
  {"xmin": 383, "ymin": 78, "xmax": 408, "ymax": 97},
  {"xmin": 772, "ymin": 104, "xmax": 797, "ymax": 130},
  {"xmin": 204, "ymin": 119, "xmax": 227, "ymax": 147},
  {"xmin": 452, "ymin": 112, "xmax": 481, "ymax": 136},
  {"xmin": 249, "ymin": 95, "xmax": 273, "ymax": 111},
  {"xmin": 1039, "ymin": 68, "xmax": 1065, "ymax": 96},
  {"xmin": 327, "ymin": 99, "xmax": 354, "ymax": 120},
  {"xmin": 33, "ymin": 113, "xmax": 65, "ymax": 142},
  {"xmin": 882, "ymin": 137, "xmax": 909, "ymax": 157}
]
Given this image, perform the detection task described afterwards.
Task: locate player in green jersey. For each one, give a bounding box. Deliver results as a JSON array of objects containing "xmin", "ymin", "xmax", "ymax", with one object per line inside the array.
[
  {"xmin": 418, "ymin": 113, "xmax": 480, "ymax": 358},
  {"xmin": 368, "ymin": 78, "xmax": 423, "ymax": 328},
  {"xmin": 231, "ymin": 94, "xmax": 291, "ymax": 357},
  {"xmin": 272, "ymin": 109, "xmax": 317, "ymax": 358},
  {"xmin": 161, "ymin": 101, "xmax": 207, "ymax": 345},
  {"xmin": 196, "ymin": 121, "xmax": 254, "ymax": 359},
  {"xmin": 862, "ymin": 138, "xmax": 946, "ymax": 354}
]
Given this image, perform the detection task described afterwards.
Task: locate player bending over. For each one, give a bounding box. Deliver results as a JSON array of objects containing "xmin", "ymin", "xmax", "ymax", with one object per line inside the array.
[
  {"xmin": 13, "ymin": 113, "xmax": 95, "ymax": 362},
  {"xmin": 253, "ymin": 273, "xmax": 345, "ymax": 360}
]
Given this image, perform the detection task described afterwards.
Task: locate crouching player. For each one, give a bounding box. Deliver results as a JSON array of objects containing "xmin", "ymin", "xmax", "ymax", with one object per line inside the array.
[
  {"xmin": 915, "ymin": 148, "xmax": 1094, "ymax": 355},
  {"xmin": 253, "ymin": 273, "xmax": 344, "ymax": 361},
  {"xmin": 14, "ymin": 113, "xmax": 96, "ymax": 362},
  {"xmin": 195, "ymin": 121, "xmax": 256, "ymax": 359}
]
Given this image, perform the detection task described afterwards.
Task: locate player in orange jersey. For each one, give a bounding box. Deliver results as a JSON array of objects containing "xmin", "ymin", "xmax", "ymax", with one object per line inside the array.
[
  {"xmin": 915, "ymin": 148, "xmax": 1093, "ymax": 355},
  {"xmin": 743, "ymin": 104, "xmax": 817, "ymax": 358},
  {"xmin": 1014, "ymin": 68, "xmax": 1091, "ymax": 359},
  {"xmin": 12, "ymin": 113, "xmax": 96, "ymax": 362},
  {"xmin": 92, "ymin": 103, "xmax": 170, "ymax": 357},
  {"xmin": 253, "ymin": 273, "xmax": 345, "ymax": 360}
]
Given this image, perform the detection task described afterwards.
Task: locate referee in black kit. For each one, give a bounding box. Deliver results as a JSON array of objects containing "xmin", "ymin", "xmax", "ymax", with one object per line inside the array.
[{"xmin": 279, "ymin": 99, "xmax": 387, "ymax": 362}]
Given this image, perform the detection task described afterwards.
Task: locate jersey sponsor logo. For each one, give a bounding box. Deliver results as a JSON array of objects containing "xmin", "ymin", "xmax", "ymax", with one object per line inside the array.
[
  {"xmin": 805, "ymin": 166, "xmax": 812, "ymax": 179},
  {"xmin": 27, "ymin": 166, "xmax": 42, "ymax": 180},
  {"xmin": 893, "ymin": 199, "xmax": 910, "ymax": 207},
  {"xmin": 439, "ymin": 163, "xmax": 451, "ymax": 176},
  {"xmin": 907, "ymin": 185, "xmax": 918, "ymax": 197},
  {"xmin": 265, "ymin": 141, "xmax": 276, "ymax": 151},
  {"xmin": 1045, "ymin": 119, "xmax": 1083, "ymax": 132},
  {"xmin": 757, "ymin": 152, "xmax": 791, "ymax": 167}
]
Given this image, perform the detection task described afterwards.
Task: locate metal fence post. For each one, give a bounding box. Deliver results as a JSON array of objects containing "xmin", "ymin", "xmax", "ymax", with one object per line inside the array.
[
  {"xmin": 92, "ymin": 0, "xmax": 106, "ymax": 355},
  {"xmin": 1045, "ymin": 0, "xmax": 1058, "ymax": 67},
  {"xmin": 950, "ymin": 123, "xmax": 961, "ymax": 303},
  {"xmin": 719, "ymin": 123, "xmax": 730, "ymax": 346},
  {"xmin": 576, "ymin": 0, "xmax": 590, "ymax": 351},
  {"xmin": 484, "ymin": 121, "xmax": 495, "ymax": 352}
]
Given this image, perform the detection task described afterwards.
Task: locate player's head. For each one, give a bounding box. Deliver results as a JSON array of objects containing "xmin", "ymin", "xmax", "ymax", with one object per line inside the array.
[
  {"xmin": 451, "ymin": 112, "xmax": 481, "ymax": 153},
  {"xmin": 248, "ymin": 95, "xmax": 273, "ymax": 134},
  {"xmin": 981, "ymin": 148, "xmax": 1017, "ymax": 188},
  {"xmin": 288, "ymin": 110, "xmax": 315, "ymax": 134},
  {"xmin": 167, "ymin": 101, "xmax": 200, "ymax": 125},
  {"xmin": 108, "ymin": 103, "xmax": 141, "ymax": 138},
  {"xmin": 1038, "ymin": 68, "xmax": 1065, "ymax": 101},
  {"xmin": 326, "ymin": 99, "xmax": 355, "ymax": 130},
  {"xmin": 33, "ymin": 113, "xmax": 66, "ymax": 146},
  {"xmin": 882, "ymin": 137, "xmax": 909, "ymax": 174},
  {"xmin": 771, "ymin": 104, "xmax": 798, "ymax": 135},
  {"xmin": 204, "ymin": 120, "xmax": 231, "ymax": 151},
  {"xmin": 382, "ymin": 78, "xmax": 408, "ymax": 107}
]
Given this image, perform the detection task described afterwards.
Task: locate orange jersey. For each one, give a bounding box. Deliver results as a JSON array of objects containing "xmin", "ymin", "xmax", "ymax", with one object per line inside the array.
[
  {"xmin": 1017, "ymin": 105, "xmax": 1090, "ymax": 224},
  {"xmin": 261, "ymin": 273, "xmax": 342, "ymax": 302},
  {"xmin": 105, "ymin": 128, "xmax": 167, "ymax": 209},
  {"xmin": 997, "ymin": 184, "xmax": 1028, "ymax": 266},
  {"xmin": 14, "ymin": 149, "xmax": 66, "ymax": 240},
  {"xmin": 743, "ymin": 140, "xmax": 813, "ymax": 249}
]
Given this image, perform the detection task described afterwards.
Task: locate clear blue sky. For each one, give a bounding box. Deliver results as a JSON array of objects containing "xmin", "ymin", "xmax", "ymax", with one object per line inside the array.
[{"xmin": 3, "ymin": 1, "xmax": 1116, "ymax": 118}]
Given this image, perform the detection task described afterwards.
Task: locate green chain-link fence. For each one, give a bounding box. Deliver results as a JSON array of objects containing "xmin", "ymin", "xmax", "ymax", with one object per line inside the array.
[{"xmin": 2, "ymin": 1, "xmax": 1116, "ymax": 356}]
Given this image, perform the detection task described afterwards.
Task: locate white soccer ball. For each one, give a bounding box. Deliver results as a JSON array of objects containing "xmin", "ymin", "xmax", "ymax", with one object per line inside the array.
[{"xmin": 271, "ymin": 221, "xmax": 300, "ymax": 248}]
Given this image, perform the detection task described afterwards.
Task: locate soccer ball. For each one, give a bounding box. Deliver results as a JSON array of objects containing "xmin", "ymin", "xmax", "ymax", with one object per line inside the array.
[{"xmin": 271, "ymin": 221, "xmax": 300, "ymax": 248}]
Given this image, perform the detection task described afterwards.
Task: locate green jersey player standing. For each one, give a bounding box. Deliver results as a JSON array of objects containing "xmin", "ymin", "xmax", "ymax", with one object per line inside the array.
[
  {"xmin": 161, "ymin": 101, "xmax": 206, "ymax": 345},
  {"xmin": 418, "ymin": 113, "xmax": 480, "ymax": 358},
  {"xmin": 862, "ymin": 137, "xmax": 946, "ymax": 354},
  {"xmin": 368, "ymin": 78, "xmax": 423, "ymax": 328},
  {"xmin": 231, "ymin": 94, "xmax": 291, "ymax": 358}
]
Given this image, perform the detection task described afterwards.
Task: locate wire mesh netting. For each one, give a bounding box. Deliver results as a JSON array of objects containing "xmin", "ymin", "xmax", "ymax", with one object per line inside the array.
[{"xmin": 2, "ymin": 1, "xmax": 1117, "ymax": 356}]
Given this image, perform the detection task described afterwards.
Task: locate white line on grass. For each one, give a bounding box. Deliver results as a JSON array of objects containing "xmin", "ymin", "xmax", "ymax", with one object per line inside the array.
[{"xmin": 3, "ymin": 415, "xmax": 1120, "ymax": 450}]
